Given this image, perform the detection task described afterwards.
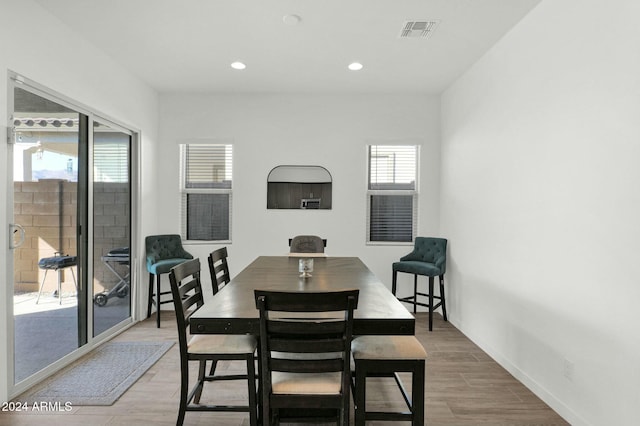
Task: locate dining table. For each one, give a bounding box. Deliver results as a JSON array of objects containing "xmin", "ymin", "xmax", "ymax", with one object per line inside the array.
[{"xmin": 190, "ymin": 255, "xmax": 415, "ymax": 336}]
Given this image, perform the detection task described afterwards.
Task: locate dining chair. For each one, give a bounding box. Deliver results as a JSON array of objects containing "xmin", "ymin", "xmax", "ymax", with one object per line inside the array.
[
  {"xmin": 392, "ymin": 237, "xmax": 448, "ymax": 331},
  {"xmin": 206, "ymin": 246, "xmax": 236, "ymax": 377},
  {"xmin": 145, "ymin": 234, "xmax": 193, "ymax": 328},
  {"xmin": 169, "ymin": 258, "xmax": 258, "ymax": 426},
  {"xmin": 288, "ymin": 235, "xmax": 326, "ymax": 253},
  {"xmin": 254, "ymin": 289, "xmax": 359, "ymax": 426},
  {"xmin": 208, "ymin": 246, "xmax": 230, "ymax": 295},
  {"xmin": 351, "ymin": 335, "xmax": 427, "ymax": 426}
]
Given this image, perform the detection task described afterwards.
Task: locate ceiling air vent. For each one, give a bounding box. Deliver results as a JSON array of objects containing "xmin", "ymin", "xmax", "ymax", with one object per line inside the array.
[{"xmin": 400, "ymin": 21, "xmax": 439, "ymax": 38}]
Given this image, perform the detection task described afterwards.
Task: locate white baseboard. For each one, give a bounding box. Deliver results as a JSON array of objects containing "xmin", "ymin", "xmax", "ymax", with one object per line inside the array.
[{"xmin": 448, "ymin": 316, "xmax": 589, "ymax": 426}]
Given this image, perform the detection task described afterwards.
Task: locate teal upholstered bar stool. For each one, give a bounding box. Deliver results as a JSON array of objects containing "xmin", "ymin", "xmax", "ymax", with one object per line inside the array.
[
  {"xmin": 392, "ymin": 237, "xmax": 447, "ymax": 331},
  {"xmin": 146, "ymin": 234, "xmax": 193, "ymax": 328}
]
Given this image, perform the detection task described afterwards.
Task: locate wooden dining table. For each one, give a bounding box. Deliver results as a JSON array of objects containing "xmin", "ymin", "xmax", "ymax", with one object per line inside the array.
[{"xmin": 190, "ymin": 256, "xmax": 415, "ymax": 336}]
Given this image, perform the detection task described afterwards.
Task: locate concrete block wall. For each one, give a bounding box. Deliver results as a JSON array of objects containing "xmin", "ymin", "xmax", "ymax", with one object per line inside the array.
[
  {"xmin": 93, "ymin": 182, "xmax": 130, "ymax": 293},
  {"xmin": 12, "ymin": 180, "xmax": 129, "ymax": 295},
  {"xmin": 13, "ymin": 180, "xmax": 76, "ymax": 294}
]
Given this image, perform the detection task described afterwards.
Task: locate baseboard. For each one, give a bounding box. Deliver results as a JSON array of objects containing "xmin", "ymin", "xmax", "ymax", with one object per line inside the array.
[{"xmin": 448, "ymin": 316, "xmax": 589, "ymax": 426}]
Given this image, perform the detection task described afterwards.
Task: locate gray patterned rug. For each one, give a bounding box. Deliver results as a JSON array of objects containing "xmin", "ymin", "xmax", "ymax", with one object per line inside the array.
[{"xmin": 21, "ymin": 341, "xmax": 173, "ymax": 405}]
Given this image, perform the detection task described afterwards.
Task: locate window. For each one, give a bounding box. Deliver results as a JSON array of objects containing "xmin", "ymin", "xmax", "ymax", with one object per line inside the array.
[
  {"xmin": 367, "ymin": 145, "xmax": 418, "ymax": 243},
  {"xmin": 180, "ymin": 144, "xmax": 232, "ymax": 241}
]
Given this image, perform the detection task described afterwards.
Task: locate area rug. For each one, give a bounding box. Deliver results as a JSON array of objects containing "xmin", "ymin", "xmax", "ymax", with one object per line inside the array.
[{"xmin": 21, "ymin": 341, "xmax": 174, "ymax": 406}]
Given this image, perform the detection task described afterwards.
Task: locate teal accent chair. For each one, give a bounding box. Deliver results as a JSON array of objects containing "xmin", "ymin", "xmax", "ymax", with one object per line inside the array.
[
  {"xmin": 146, "ymin": 234, "xmax": 193, "ymax": 328},
  {"xmin": 392, "ymin": 237, "xmax": 447, "ymax": 331}
]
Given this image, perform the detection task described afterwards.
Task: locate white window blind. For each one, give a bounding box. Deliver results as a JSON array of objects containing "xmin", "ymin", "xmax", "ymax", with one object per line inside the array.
[
  {"xmin": 94, "ymin": 141, "xmax": 129, "ymax": 183},
  {"xmin": 180, "ymin": 144, "xmax": 232, "ymax": 242},
  {"xmin": 367, "ymin": 145, "xmax": 418, "ymax": 243}
]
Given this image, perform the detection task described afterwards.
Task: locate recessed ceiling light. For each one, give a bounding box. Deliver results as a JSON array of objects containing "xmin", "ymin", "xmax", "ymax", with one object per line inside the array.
[
  {"xmin": 231, "ymin": 61, "xmax": 246, "ymax": 70},
  {"xmin": 348, "ymin": 62, "xmax": 363, "ymax": 71},
  {"xmin": 283, "ymin": 14, "xmax": 302, "ymax": 25}
]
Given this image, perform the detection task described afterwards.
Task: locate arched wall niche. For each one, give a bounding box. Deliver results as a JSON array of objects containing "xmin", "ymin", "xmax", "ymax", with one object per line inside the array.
[{"xmin": 267, "ymin": 165, "xmax": 332, "ymax": 209}]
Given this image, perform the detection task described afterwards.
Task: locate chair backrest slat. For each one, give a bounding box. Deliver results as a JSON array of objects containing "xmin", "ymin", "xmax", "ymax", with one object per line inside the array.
[
  {"xmin": 271, "ymin": 358, "xmax": 344, "ymax": 374},
  {"xmin": 169, "ymin": 259, "xmax": 204, "ymax": 350},
  {"xmin": 270, "ymin": 337, "xmax": 346, "ymax": 353},
  {"xmin": 267, "ymin": 320, "xmax": 347, "ymax": 336},
  {"xmin": 208, "ymin": 247, "xmax": 230, "ymax": 295}
]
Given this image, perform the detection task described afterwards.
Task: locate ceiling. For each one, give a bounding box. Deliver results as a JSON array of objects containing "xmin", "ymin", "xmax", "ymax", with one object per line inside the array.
[{"xmin": 34, "ymin": 0, "xmax": 540, "ymax": 94}]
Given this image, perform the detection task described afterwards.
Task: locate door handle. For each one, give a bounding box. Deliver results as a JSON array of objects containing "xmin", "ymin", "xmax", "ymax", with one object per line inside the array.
[{"xmin": 9, "ymin": 223, "xmax": 25, "ymax": 249}]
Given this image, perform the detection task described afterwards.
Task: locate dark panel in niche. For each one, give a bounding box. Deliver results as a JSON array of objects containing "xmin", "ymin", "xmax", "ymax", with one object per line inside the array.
[{"xmin": 267, "ymin": 166, "xmax": 332, "ymax": 209}]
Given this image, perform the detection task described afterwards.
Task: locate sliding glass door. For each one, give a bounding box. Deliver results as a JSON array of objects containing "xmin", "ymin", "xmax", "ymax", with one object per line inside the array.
[
  {"xmin": 10, "ymin": 87, "xmax": 84, "ymax": 383},
  {"xmin": 92, "ymin": 119, "xmax": 132, "ymax": 337},
  {"xmin": 8, "ymin": 74, "xmax": 135, "ymax": 391}
]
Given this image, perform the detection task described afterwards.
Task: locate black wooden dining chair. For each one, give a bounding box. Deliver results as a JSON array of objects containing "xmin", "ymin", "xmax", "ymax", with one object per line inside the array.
[
  {"xmin": 169, "ymin": 258, "xmax": 258, "ymax": 426},
  {"xmin": 254, "ymin": 289, "xmax": 359, "ymax": 426},
  {"xmin": 206, "ymin": 246, "xmax": 240, "ymax": 377},
  {"xmin": 208, "ymin": 246, "xmax": 231, "ymax": 295}
]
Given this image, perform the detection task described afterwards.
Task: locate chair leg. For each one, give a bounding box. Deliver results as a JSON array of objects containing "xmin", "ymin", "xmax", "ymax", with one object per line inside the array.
[
  {"xmin": 392, "ymin": 269, "xmax": 398, "ymax": 295},
  {"xmin": 177, "ymin": 359, "xmax": 189, "ymax": 426},
  {"xmin": 156, "ymin": 274, "xmax": 162, "ymax": 328},
  {"xmin": 147, "ymin": 273, "xmax": 154, "ymax": 319},
  {"xmin": 256, "ymin": 343, "xmax": 264, "ymax": 425},
  {"xmin": 440, "ymin": 274, "xmax": 448, "ymax": 322},
  {"xmin": 208, "ymin": 359, "xmax": 219, "ymax": 376},
  {"xmin": 342, "ymin": 381, "xmax": 349, "ymax": 426},
  {"xmin": 428, "ymin": 276, "xmax": 434, "ymax": 331},
  {"xmin": 413, "ymin": 274, "xmax": 418, "ymax": 313},
  {"xmin": 412, "ymin": 360, "xmax": 426, "ymax": 426},
  {"xmin": 193, "ymin": 360, "xmax": 206, "ymax": 404},
  {"xmin": 354, "ymin": 362, "xmax": 366, "ymax": 426},
  {"xmin": 246, "ymin": 354, "xmax": 258, "ymax": 426},
  {"xmin": 261, "ymin": 359, "xmax": 270, "ymax": 426}
]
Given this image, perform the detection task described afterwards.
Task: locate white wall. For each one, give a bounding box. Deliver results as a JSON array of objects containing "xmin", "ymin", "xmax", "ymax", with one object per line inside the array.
[
  {"xmin": 0, "ymin": 0, "xmax": 159, "ymax": 402},
  {"xmin": 159, "ymin": 94, "xmax": 441, "ymax": 292},
  {"xmin": 440, "ymin": 1, "xmax": 640, "ymax": 424}
]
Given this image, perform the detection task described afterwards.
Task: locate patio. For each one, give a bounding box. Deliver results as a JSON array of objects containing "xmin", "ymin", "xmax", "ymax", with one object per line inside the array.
[{"xmin": 13, "ymin": 290, "xmax": 130, "ymax": 382}]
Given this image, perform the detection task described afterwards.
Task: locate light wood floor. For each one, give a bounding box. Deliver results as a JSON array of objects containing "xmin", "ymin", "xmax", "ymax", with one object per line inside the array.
[{"xmin": 1, "ymin": 312, "xmax": 569, "ymax": 425}]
